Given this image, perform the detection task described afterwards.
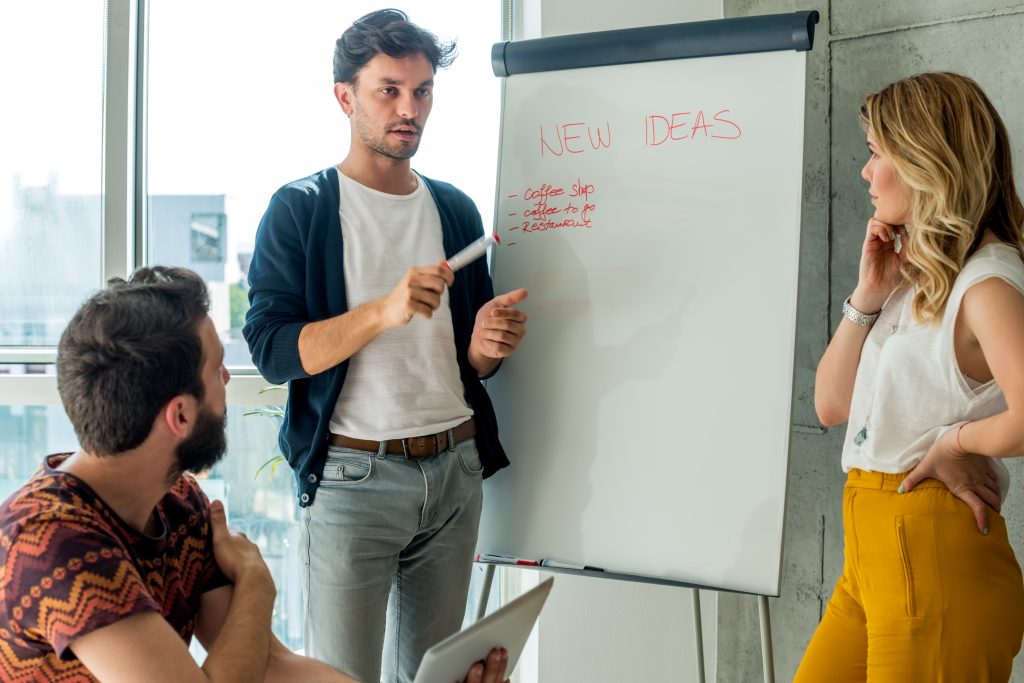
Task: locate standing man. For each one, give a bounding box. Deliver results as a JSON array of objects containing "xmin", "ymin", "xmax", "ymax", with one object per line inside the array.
[{"xmin": 243, "ymin": 9, "xmax": 527, "ymax": 683}]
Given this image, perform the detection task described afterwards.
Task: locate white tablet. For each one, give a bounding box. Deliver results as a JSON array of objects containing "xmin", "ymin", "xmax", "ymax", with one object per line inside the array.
[{"xmin": 412, "ymin": 577, "xmax": 554, "ymax": 683}]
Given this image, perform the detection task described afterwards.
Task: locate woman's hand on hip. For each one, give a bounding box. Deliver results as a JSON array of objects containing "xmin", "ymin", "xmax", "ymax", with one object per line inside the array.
[{"xmin": 900, "ymin": 428, "xmax": 1001, "ymax": 534}]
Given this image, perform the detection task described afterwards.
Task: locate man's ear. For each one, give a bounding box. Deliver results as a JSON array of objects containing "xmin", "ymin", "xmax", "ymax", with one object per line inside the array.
[
  {"xmin": 160, "ymin": 395, "xmax": 197, "ymax": 440},
  {"xmin": 334, "ymin": 82, "xmax": 354, "ymax": 117}
]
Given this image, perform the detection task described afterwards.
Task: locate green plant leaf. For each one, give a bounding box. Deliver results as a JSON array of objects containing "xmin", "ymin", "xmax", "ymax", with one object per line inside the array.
[
  {"xmin": 255, "ymin": 455, "xmax": 287, "ymax": 479},
  {"xmin": 243, "ymin": 408, "xmax": 285, "ymax": 418}
]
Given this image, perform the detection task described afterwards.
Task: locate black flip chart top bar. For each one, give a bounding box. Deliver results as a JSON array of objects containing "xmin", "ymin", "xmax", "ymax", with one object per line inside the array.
[{"xmin": 491, "ymin": 10, "xmax": 819, "ymax": 77}]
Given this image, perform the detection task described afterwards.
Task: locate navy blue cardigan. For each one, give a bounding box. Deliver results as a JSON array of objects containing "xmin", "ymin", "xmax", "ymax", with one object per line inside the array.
[{"xmin": 242, "ymin": 166, "xmax": 509, "ymax": 506}]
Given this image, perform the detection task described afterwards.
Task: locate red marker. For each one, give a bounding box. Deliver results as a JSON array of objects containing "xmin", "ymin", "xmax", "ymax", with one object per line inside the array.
[
  {"xmin": 475, "ymin": 552, "xmax": 539, "ymax": 566},
  {"xmin": 445, "ymin": 233, "xmax": 500, "ymax": 271}
]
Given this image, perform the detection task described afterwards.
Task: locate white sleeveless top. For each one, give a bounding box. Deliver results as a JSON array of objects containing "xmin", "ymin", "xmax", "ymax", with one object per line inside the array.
[
  {"xmin": 842, "ymin": 243, "xmax": 1024, "ymax": 500},
  {"xmin": 329, "ymin": 171, "xmax": 472, "ymax": 440}
]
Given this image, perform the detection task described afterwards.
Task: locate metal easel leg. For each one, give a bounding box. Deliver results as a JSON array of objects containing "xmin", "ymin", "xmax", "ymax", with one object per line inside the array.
[
  {"xmin": 758, "ymin": 595, "xmax": 775, "ymax": 683},
  {"xmin": 692, "ymin": 588, "xmax": 706, "ymax": 683},
  {"xmin": 475, "ymin": 563, "xmax": 496, "ymax": 621}
]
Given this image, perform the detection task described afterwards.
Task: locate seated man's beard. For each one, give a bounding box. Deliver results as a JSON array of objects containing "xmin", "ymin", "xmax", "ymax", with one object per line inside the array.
[{"xmin": 170, "ymin": 406, "xmax": 227, "ymax": 482}]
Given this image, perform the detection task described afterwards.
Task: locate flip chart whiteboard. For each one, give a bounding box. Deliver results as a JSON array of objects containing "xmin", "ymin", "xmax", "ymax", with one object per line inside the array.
[{"xmin": 478, "ymin": 13, "xmax": 816, "ymax": 596}]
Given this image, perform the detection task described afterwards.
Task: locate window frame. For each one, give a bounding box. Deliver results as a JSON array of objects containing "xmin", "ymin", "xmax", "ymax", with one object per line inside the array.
[{"xmin": 0, "ymin": 0, "xmax": 276, "ymax": 406}]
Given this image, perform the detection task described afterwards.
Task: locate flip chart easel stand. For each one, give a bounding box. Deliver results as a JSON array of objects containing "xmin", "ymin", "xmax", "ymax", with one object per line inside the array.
[
  {"xmin": 477, "ymin": 11, "xmax": 816, "ymax": 677},
  {"xmin": 759, "ymin": 595, "xmax": 775, "ymax": 683},
  {"xmin": 475, "ymin": 562, "xmax": 497, "ymax": 621},
  {"xmin": 692, "ymin": 588, "xmax": 706, "ymax": 682},
  {"xmin": 474, "ymin": 565, "xmax": 776, "ymax": 682},
  {"xmin": 689, "ymin": 590, "xmax": 774, "ymax": 683}
]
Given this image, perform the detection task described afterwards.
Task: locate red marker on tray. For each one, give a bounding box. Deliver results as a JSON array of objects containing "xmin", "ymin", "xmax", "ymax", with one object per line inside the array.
[{"xmin": 475, "ymin": 552, "xmax": 539, "ymax": 566}]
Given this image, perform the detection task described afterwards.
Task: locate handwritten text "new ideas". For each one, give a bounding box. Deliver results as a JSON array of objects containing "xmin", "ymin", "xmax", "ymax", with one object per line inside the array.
[{"xmin": 539, "ymin": 108, "xmax": 742, "ymax": 157}]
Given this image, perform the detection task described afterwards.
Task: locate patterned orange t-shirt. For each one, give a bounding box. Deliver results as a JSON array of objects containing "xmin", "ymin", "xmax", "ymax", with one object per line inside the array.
[{"xmin": 0, "ymin": 454, "xmax": 228, "ymax": 682}]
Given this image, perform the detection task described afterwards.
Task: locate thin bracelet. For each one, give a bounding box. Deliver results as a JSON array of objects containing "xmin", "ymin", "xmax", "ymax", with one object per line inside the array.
[{"xmin": 956, "ymin": 420, "xmax": 973, "ymax": 451}]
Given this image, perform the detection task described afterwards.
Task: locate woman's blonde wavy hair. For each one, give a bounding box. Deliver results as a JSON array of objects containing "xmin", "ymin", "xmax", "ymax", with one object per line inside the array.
[{"xmin": 860, "ymin": 71, "xmax": 1024, "ymax": 324}]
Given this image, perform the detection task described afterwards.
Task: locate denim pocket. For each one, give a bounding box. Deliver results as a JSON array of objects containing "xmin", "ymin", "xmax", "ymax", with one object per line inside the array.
[
  {"xmin": 320, "ymin": 448, "xmax": 374, "ymax": 486},
  {"xmin": 456, "ymin": 440, "xmax": 484, "ymax": 476}
]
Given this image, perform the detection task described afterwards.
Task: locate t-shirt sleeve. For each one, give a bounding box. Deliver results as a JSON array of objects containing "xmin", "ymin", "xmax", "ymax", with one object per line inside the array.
[{"xmin": 4, "ymin": 520, "xmax": 161, "ymax": 660}]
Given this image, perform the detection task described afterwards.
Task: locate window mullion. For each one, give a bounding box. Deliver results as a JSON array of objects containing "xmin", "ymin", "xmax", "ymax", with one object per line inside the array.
[
  {"xmin": 134, "ymin": 0, "xmax": 149, "ymax": 270},
  {"xmin": 101, "ymin": 0, "xmax": 139, "ymax": 282}
]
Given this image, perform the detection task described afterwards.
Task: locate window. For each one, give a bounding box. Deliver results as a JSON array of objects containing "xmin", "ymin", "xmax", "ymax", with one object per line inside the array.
[
  {"xmin": 1, "ymin": 0, "xmax": 507, "ymax": 664},
  {"xmin": 202, "ymin": 405, "xmax": 302, "ymax": 649},
  {"xmin": 0, "ymin": 1, "xmax": 104, "ymax": 348},
  {"xmin": 190, "ymin": 213, "xmax": 227, "ymax": 263},
  {"xmin": 0, "ymin": 404, "xmax": 77, "ymax": 503}
]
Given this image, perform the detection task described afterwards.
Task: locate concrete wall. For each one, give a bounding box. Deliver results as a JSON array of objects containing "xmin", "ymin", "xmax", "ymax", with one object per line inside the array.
[{"xmin": 718, "ymin": 1, "xmax": 1024, "ymax": 680}]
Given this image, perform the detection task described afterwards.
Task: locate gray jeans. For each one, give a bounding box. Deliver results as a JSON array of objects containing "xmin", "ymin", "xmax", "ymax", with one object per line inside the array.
[{"xmin": 300, "ymin": 436, "xmax": 484, "ymax": 683}]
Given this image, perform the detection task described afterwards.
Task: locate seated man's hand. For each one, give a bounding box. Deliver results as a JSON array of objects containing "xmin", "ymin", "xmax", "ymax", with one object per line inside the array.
[{"xmin": 464, "ymin": 647, "xmax": 509, "ymax": 683}]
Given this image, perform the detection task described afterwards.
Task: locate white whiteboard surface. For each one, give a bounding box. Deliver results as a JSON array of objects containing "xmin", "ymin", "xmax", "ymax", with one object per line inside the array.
[{"xmin": 479, "ymin": 49, "xmax": 806, "ymax": 596}]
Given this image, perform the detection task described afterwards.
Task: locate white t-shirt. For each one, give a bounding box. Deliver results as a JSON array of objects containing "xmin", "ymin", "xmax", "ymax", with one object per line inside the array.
[
  {"xmin": 842, "ymin": 243, "xmax": 1024, "ymax": 500},
  {"xmin": 329, "ymin": 171, "xmax": 472, "ymax": 440}
]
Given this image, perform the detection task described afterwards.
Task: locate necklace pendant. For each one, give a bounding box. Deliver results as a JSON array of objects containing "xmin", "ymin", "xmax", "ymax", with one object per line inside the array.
[{"xmin": 853, "ymin": 426, "xmax": 868, "ymax": 446}]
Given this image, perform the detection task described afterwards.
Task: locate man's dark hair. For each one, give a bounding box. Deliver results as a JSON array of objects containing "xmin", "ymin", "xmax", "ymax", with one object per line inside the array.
[
  {"xmin": 57, "ymin": 266, "xmax": 211, "ymax": 456},
  {"xmin": 333, "ymin": 8, "xmax": 456, "ymax": 85}
]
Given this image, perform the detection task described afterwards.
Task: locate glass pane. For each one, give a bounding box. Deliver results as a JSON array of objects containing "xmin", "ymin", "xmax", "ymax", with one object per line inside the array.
[
  {"xmin": 0, "ymin": 405, "xmax": 77, "ymax": 502},
  {"xmin": 0, "ymin": 2, "xmax": 104, "ymax": 347},
  {"xmin": 200, "ymin": 402, "xmax": 302, "ymax": 649},
  {"xmin": 0, "ymin": 402, "xmax": 300, "ymax": 650},
  {"xmin": 146, "ymin": 1, "xmax": 502, "ymax": 368}
]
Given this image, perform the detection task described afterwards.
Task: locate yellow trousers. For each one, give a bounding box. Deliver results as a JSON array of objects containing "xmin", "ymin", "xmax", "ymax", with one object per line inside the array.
[{"xmin": 795, "ymin": 469, "xmax": 1024, "ymax": 682}]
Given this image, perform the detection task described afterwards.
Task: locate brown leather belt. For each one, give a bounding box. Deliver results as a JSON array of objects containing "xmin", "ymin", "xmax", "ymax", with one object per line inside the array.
[{"xmin": 328, "ymin": 418, "xmax": 476, "ymax": 459}]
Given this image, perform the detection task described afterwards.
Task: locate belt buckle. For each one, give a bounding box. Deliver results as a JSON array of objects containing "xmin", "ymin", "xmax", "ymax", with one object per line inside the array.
[{"xmin": 401, "ymin": 434, "xmax": 441, "ymax": 459}]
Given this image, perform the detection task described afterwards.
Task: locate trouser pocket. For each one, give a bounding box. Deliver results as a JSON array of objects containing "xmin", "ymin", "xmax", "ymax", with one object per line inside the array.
[{"xmin": 895, "ymin": 515, "xmax": 915, "ymax": 617}]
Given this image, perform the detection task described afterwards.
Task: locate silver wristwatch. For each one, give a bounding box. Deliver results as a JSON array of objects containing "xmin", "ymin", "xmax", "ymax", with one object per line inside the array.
[{"xmin": 842, "ymin": 296, "xmax": 880, "ymax": 326}]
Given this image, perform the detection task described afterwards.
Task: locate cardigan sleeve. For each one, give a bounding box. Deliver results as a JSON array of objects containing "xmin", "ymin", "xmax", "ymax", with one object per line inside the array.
[
  {"xmin": 452, "ymin": 191, "xmax": 495, "ymax": 316},
  {"xmin": 242, "ymin": 191, "xmax": 314, "ymax": 385}
]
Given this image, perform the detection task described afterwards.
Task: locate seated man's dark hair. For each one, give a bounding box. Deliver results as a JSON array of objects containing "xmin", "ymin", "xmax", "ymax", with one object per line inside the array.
[
  {"xmin": 57, "ymin": 266, "xmax": 211, "ymax": 456},
  {"xmin": 333, "ymin": 8, "xmax": 456, "ymax": 84}
]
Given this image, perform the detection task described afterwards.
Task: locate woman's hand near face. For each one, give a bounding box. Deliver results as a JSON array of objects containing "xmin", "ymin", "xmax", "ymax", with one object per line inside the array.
[
  {"xmin": 813, "ymin": 217, "xmax": 908, "ymax": 426},
  {"xmin": 852, "ymin": 217, "xmax": 907, "ymax": 313}
]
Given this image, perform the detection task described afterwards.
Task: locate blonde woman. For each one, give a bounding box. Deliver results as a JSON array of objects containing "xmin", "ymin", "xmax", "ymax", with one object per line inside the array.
[{"xmin": 797, "ymin": 72, "xmax": 1024, "ymax": 681}]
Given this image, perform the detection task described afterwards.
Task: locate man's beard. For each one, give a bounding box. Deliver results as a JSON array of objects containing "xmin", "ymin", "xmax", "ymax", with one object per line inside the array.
[{"xmin": 167, "ymin": 406, "xmax": 227, "ymax": 484}]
